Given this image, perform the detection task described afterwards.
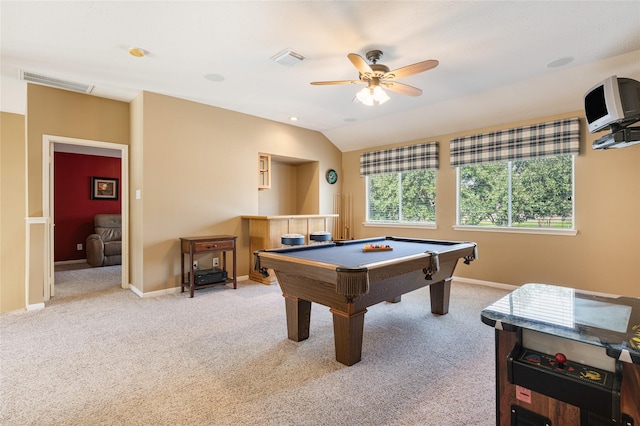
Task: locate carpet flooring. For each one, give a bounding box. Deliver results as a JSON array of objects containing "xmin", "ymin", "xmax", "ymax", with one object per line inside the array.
[{"xmin": 1, "ymin": 265, "xmax": 508, "ymax": 425}]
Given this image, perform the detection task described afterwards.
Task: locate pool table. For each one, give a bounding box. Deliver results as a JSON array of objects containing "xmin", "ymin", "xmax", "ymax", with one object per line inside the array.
[{"xmin": 254, "ymin": 236, "xmax": 477, "ymax": 365}]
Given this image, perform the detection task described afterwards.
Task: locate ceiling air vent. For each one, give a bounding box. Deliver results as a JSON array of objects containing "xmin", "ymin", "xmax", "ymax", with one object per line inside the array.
[
  {"xmin": 271, "ymin": 49, "xmax": 305, "ymax": 66},
  {"xmin": 20, "ymin": 70, "xmax": 94, "ymax": 93}
]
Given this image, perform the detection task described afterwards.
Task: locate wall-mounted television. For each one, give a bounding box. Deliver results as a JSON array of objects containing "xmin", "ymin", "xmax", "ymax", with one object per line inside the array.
[{"xmin": 584, "ymin": 76, "xmax": 640, "ymax": 134}]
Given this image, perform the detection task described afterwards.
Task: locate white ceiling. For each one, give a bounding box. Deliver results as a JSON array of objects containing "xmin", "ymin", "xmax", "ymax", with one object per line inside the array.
[{"xmin": 2, "ymin": 1, "xmax": 640, "ymax": 152}]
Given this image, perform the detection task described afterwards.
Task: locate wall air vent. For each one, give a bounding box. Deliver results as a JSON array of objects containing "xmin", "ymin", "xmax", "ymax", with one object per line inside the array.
[
  {"xmin": 20, "ymin": 70, "xmax": 94, "ymax": 93},
  {"xmin": 271, "ymin": 49, "xmax": 305, "ymax": 66}
]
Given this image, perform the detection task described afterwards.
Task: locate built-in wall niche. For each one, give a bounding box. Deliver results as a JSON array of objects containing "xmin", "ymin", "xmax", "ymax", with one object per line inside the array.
[{"xmin": 258, "ymin": 155, "xmax": 319, "ymax": 216}]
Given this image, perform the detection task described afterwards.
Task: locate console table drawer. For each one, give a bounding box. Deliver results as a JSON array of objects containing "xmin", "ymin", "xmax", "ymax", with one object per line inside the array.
[{"xmin": 193, "ymin": 240, "xmax": 234, "ymax": 252}]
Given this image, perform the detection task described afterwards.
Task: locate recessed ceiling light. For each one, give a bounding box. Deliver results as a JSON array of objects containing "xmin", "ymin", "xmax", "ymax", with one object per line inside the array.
[
  {"xmin": 289, "ymin": 116, "xmax": 299, "ymax": 122},
  {"xmin": 546, "ymin": 56, "xmax": 574, "ymax": 68},
  {"xmin": 204, "ymin": 73, "xmax": 225, "ymax": 82},
  {"xmin": 128, "ymin": 47, "xmax": 146, "ymax": 58}
]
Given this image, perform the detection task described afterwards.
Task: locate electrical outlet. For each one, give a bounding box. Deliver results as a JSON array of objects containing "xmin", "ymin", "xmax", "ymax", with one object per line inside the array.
[
  {"xmin": 77, "ymin": 243, "xmax": 83, "ymax": 250},
  {"xmin": 212, "ymin": 258, "xmax": 219, "ymax": 267},
  {"xmin": 192, "ymin": 260, "xmax": 198, "ymax": 270}
]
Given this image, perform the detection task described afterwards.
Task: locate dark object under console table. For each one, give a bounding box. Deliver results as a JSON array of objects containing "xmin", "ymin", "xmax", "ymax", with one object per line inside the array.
[{"xmin": 180, "ymin": 235, "xmax": 237, "ymax": 297}]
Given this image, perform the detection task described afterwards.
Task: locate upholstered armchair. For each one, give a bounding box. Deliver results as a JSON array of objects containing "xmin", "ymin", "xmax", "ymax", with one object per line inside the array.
[{"xmin": 86, "ymin": 214, "xmax": 122, "ymax": 267}]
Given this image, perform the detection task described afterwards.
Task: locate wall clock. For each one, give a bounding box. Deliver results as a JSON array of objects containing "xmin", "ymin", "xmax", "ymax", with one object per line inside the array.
[{"xmin": 326, "ymin": 169, "xmax": 338, "ymax": 184}]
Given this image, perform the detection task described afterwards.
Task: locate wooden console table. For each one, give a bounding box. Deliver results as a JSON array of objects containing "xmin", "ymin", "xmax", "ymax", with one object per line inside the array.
[
  {"xmin": 241, "ymin": 214, "xmax": 337, "ymax": 284},
  {"xmin": 180, "ymin": 235, "xmax": 237, "ymax": 297}
]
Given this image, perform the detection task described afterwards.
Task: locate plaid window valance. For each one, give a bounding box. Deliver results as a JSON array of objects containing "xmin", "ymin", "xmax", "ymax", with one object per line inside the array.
[
  {"xmin": 360, "ymin": 142, "xmax": 439, "ymax": 176},
  {"xmin": 450, "ymin": 117, "xmax": 580, "ymax": 167}
]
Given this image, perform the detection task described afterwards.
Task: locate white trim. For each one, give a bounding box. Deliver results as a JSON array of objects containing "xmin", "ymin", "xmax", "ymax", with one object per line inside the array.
[
  {"xmin": 24, "ymin": 118, "xmax": 30, "ymax": 310},
  {"xmin": 128, "ymin": 285, "xmax": 143, "ymax": 298},
  {"xmin": 129, "ymin": 285, "xmax": 181, "ymax": 298},
  {"xmin": 26, "ymin": 303, "xmax": 45, "ymax": 311},
  {"xmin": 452, "ymin": 225, "xmax": 577, "ymax": 236},
  {"xmin": 44, "ymin": 140, "xmax": 54, "ymax": 300},
  {"xmin": 42, "ymin": 135, "xmax": 130, "ymax": 303},
  {"xmin": 129, "ymin": 275, "xmax": 251, "ymax": 298},
  {"xmin": 26, "ymin": 217, "xmax": 48, "ymax": 224},
  {"xmin": 452, "ymin": 276, "xmax": 519, "ymax": 291},
  {"xmin": 363, "ymin": 222, "xmax": 437, "ymax": 230}
]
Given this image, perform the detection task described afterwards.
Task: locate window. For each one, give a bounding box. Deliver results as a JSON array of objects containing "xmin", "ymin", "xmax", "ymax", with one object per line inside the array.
[
  {"xmin": 360, "ymin": 142, "xmax": 439, "ymax": 226},
  {"xmin": 458, "ymin": 155, "xmax": 574, "ymax": 228},
  {"xmin": 367, "ymin": 169, "xmax": 436, "ymax": 223},
  {"xmin": 450, "ymin": 117, "xmax": 580, "ymax": 232}
]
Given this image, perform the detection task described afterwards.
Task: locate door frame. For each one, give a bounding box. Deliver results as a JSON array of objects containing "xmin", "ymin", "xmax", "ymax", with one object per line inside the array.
[{"xmin": 42, "ymin": 134, "xmax": 129, "ymax": 300}]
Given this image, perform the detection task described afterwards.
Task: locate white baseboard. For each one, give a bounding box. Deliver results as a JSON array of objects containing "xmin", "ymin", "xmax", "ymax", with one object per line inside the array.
[
  {"xmin": 453, "ymin": 276, "xmax": 518, "ymax": 291},
  {"xmin": 27, "ymin": 302, "xmax": 45, "ymax": 311},
  {"xmin": 128, "ymin": 284, "xmax": 180, "ymax": 298},
  {"xmin": 128, "ymin": 275, "xmax": 250, "ymax": 298}
]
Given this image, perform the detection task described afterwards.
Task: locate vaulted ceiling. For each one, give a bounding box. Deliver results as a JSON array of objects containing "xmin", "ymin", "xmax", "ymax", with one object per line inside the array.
[{"xmin": 2, "ymin": 1, "xmax": 639, "ymax": 152}]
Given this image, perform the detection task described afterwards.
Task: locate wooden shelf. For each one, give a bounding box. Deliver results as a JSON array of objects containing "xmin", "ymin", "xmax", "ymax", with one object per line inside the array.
[{"xmin": 258, "ymin": 153, "xmax": 271, "ymax": 190}]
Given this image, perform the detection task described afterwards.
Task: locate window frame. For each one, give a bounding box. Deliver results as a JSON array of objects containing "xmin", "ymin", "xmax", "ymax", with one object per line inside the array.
[
  {"xmin": 364, "ymin": 169, "xmax": 437, "ymax": 228},
  {"xmin": 454, "ymin": 155, "xmax": 577, "ymax": 236}
]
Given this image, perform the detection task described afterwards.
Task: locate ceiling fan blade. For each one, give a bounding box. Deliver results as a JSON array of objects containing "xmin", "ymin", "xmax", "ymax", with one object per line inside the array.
[
  {"xmin": 384, "ymin": 59, "xmax": 439, "ymax": 80},
  {"xmin": 348, "ymin": 53, "xmax": 374, "ymax": 78},
  {"xmin": 383, "ymin": 81, "xmax": 423, "ymax": 96},
  {"xmin": 310, "ymin": 80, "xmax": 363, "ymax": 85}
]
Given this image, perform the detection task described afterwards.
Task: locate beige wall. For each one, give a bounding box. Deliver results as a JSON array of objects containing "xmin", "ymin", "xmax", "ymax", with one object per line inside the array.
[
  {"xmin": 26, "ymin": 85, "xmax": 130, "ymax": 217},
  {"xmin": 6, "ymin": 81, "xmax": 638, "ymax": 311},
  {"xmin": 23, "ymin": 84, "xmax": 130, "ymax": 307},
  {"xmin": 259, "ymin": 161, "xmax": 301, "ymax": 215},
  {"xmin": 2, "ymin": 86, "xmax": 341, "ymax": 311},
  {"xmin": 133, "ymin": 92, "xmax": 342, "ymax": 294},
  {"xmin": 262, "ymin": 161, "xmax": 295, "ymax": 215},
  {"xmin": 258, "ymin": 160, "xmax": 321, "ymax": 216},
  {"xmin": 0, "ymin": 112, "xmax": 27, "ymax": 312},
  {"xmin": 296, "ymin": 162, "xmax": 320, "ymax": 214},
  {"xmin": 341, "ymin": 111, "xmax": 640, "ymax": 297},
  {"xmin": 129, "ymin": 94, "xmax": 144, "ymax": 293}
]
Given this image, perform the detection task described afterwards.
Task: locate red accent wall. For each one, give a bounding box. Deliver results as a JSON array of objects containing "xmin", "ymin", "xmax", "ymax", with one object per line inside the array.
[{"xmin": 54, "ymin": 152, "xmax": 121, "ymax": 262}]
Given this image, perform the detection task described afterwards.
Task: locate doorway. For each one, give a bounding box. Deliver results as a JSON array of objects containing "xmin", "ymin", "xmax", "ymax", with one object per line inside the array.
[{"xmin": 42, "ymin": 135, "xmax": 129, "ymax": 301}]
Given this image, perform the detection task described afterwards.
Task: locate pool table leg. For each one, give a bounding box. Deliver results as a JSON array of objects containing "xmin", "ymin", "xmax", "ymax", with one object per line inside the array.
[
  {"xmin": 329, "ymin": 307, "xmax": 367, "ymax": 366},
  {"xmin": 429, "ymin": 277, "xmax": 452, "ymax": 315},
  {"xmin": 284, "ymin": 295, "xmax": 311, "ymax": 341}
]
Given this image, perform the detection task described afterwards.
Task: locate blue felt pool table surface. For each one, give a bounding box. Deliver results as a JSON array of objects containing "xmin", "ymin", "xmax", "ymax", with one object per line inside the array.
[{"xmin": 268, "ymin": 236, "xmax": 472, "ymax": 268}]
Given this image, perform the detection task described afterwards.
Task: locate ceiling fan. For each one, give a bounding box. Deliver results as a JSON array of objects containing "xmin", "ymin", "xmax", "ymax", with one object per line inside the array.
[{"xmin": 311, "ymin": 50, "xmax": 439, "ymax": 105}]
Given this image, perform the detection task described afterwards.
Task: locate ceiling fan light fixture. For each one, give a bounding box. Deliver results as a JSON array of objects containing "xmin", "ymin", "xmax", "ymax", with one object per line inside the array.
[
  {"xmin": 356, "ymin": 85, "xmax": 390, "ymax": 106},
  {"xmin": 314, "ymin": 50, "xmax": 436, "ymax": 104},
  {"xmin": 373, "ymin": 86, "xmax": 390, "ymax": 104}
]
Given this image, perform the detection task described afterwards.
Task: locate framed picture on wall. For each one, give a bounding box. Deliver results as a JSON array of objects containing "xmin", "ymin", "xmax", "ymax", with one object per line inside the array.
[{"xmin": 91, "ymin": 176, "xmax": 119, "ymax": 200}]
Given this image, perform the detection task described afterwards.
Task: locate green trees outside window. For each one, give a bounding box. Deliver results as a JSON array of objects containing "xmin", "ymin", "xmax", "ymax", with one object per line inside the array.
[
  {"xmin": 367, "ymin": 170, "xmax": 436, "ymax": 223},
  {"xmin": 458, "ymin": 155, "xmax": 574, "ymax": 228}
]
